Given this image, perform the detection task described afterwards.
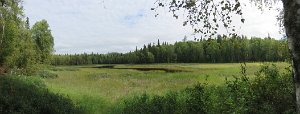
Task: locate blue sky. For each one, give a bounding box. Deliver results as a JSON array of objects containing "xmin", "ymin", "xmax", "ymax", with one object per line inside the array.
[{"xmin": 23, "ymin": 0, "xmax": 283, "ymax": 54}]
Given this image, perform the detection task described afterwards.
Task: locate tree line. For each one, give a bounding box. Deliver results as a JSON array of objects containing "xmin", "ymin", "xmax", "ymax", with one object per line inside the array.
[
  {"xmin": 52, "ymin": 35, "xmax": 289, "ymax": 65},
  {"xmin": 0, "ymin": 0, "xmax": 54, "ymax": 75}
]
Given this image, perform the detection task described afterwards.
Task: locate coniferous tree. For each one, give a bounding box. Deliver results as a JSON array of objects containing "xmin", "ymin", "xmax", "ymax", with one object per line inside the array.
[{"xmin": 51, "ymin": 36, "xmax": 289, "ymax": 65}]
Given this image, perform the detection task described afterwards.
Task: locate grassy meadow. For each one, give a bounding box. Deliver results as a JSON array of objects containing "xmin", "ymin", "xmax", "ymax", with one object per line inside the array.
[{"xmin": 44, "ymin": 62, "xmax": 289, "ymax": 113}]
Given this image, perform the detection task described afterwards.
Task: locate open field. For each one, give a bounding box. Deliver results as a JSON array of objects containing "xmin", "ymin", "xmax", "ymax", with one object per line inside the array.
[{"xmin": 44, "ymin": 62, "xmax": 289, "ymax": 113}]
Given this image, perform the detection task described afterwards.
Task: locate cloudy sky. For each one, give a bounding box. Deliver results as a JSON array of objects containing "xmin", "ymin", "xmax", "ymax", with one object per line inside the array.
[{"xmin": 23, "ymin": 0, "xmax": 283, "ymax": 54}]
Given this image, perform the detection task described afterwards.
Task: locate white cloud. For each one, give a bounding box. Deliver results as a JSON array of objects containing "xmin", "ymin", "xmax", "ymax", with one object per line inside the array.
[{"xmin": 23, "ymin": 0, "xmax": 283, "ymax": 54}]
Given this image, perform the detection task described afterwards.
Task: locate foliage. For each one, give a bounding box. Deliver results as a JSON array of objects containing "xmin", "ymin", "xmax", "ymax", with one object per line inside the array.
[
  {"xmin": 52, "ymin": 36, "xmax": 289, "ymax": 65},
  {"xmin": 118, "ymin": 84, "xmax": 209, "ymax": 114},
  {"xmin": 0, "ymin": 75, "xmax": 82, "ymax": 114},
  {"xmin": 152, "ymin": 0, "xmax": 245, "ymax": 37},
  {"xmin": 116, "ymin": 64, "xmax": 296, "ymax": 114},
  {"xmin": 0, "ymin": 0, "xmax": 54, "ymax": 75},
  {"xmin": 0, "ymin": 0, "xmax": 27, "ymax": 68},
  {"xmin": 31, "ymin": 20, "xmax": 54, "ymax": 64},
  {"xmin": 215, "ymin": 64, "xmax": 295, "ymax": 114},
  {"xmin": 152, "ymin": 0, "xmax": 283, "ymax": 38}
]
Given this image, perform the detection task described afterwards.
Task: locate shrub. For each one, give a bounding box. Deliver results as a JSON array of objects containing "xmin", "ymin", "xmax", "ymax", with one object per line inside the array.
[
  {"xmin": 118, "ymin": 64, "xmax": 296, "ymax": 114},
  {"xmin": 0, "ymin": 75, "xmax": 82, "ymax": 114},
  {"xmin": 118, "ymin": 83, "xmax": 210, "ymax": 114},
  {"xmin": 207, "ymin": 64, "xmax": 296, "ymax": 114}
]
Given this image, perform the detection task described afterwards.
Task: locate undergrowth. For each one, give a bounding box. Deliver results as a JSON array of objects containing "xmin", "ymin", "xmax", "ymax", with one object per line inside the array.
[
  {"xmin": 114, "ymin": 63, "xmax": 296, "ymax": 114},
  {"xmin": 0, "ymin": 75, "xmax": 82, "ymax": 114}
]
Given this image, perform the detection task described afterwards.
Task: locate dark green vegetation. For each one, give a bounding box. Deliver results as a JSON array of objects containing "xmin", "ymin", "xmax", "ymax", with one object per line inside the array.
[
  {"xmin": 52, "ymin": 36, "xmax": 289, "ymax": 65},
  {"xmin": 0, "ymin": 75, "xmax": 82, "ymax": 114},
  {"xmin": 0, "ymin": 1, "xmax": 79, "ymax": 114},
  {"xmin": 0, "ymin": 0, "xmax": 54, "ymax": 75}
]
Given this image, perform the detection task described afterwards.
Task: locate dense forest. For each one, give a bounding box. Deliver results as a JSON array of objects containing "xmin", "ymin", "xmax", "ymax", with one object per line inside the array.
[{"xmin": 52, "ymin": 35, "xmax": 289, "ymax": 65}]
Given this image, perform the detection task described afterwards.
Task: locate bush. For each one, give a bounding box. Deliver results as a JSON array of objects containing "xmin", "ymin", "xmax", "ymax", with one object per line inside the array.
[
  {"xmin": 117, "ymin": 64, "xmax": 296, "ymax": 114},
  {"xmin": 118, "ymin": 83, "xmax": 210, "ymax": 114},
  {"xmin": 217, "ymin": 64, "xmax": 296, "ymax": 114},
  {"xmin": 0, "ymin": 75, "xmax": 82, "ymax": 114}
]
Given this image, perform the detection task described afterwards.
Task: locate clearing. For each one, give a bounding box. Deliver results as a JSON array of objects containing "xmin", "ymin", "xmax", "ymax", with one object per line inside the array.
[{"xmin": 44, "ymin": 62, "xmax": 288, "ymax": 113}]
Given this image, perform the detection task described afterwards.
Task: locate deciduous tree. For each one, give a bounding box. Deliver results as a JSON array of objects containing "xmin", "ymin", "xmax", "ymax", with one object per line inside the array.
[{"xmin": 31, "ymin": 20, "xmax": 54, "ymax": 64}]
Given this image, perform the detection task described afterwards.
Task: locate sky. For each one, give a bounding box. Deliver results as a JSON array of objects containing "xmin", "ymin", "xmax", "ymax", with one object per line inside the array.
[{"xmin": 22, "ymin": 0, "xmax": 283, "ymax": 54}]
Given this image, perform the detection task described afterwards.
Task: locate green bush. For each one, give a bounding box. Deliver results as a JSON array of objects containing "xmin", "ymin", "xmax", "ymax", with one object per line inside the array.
[
  {"xmin": 117, "ymin": 64, "xmax": 296, "ymax": 114},
  {"xmin": 118, "ymin": 83, "xmax": 210, "ymax": 114},
  {"xmin": 0, "ymin": 75, "xmax": 82, "ymax": 114},
  {"xmin": 217, "ymin": 64, "xmax": 295, "ymax": 114}
]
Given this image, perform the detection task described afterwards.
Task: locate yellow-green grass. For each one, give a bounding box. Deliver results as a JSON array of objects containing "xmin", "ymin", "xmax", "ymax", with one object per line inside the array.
[{"xmin": 44, "ymin": 62, "xmax": 289, "ymax": 114}]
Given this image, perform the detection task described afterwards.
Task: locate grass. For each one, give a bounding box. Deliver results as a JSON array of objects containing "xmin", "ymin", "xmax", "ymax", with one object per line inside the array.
[{"xmin": 43, "ymin": 62, "xmax": 289, "ymax": 114}]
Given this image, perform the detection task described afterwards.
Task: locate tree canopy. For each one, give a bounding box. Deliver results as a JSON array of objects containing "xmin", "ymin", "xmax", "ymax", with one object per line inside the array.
[
  {"xmin": 52, "ymin": 35, "xmax": 288, "ymax": 65},
  {"xmin": 31, "ymin": 20, "xmax": 54, "ymax": 64},
  {"xmin": 152, "ymin": 0, "xmax": 282, "ymax": 37},
  {"xmin": 0, "ymin": 0, "xmax": 54, "ymax": 75}
]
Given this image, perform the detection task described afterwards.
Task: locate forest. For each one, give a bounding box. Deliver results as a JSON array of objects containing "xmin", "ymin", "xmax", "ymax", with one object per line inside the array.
[
  {"xmin": 1, "ymin": 0, "xmax": 300, "ymax": 114},
  {"xmin": 52, "ymin": 36, "xmax": 288, "ymax": 65}
]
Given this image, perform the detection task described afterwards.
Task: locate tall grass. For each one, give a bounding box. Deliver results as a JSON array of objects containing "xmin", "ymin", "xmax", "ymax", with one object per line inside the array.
[
  {"xmin": 44, "ymin": 62, "xmax": 290, "ymax": 113},
  {"xmin": 115, "ymin": 64, "xmax": 296, "ymax": 114}
]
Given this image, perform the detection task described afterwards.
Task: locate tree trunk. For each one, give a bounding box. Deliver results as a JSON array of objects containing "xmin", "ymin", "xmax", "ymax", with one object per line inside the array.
[
  {"xmin": 282, "ymin": 0, "xmax": 300, "ymax": 113},
  {"xmin": 0, "ymin": 14, "xmax": 3, "ymax": 47},
  {"xmin": 1, "ymin": 22, "xmax": 4, "ymax": 45}
]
